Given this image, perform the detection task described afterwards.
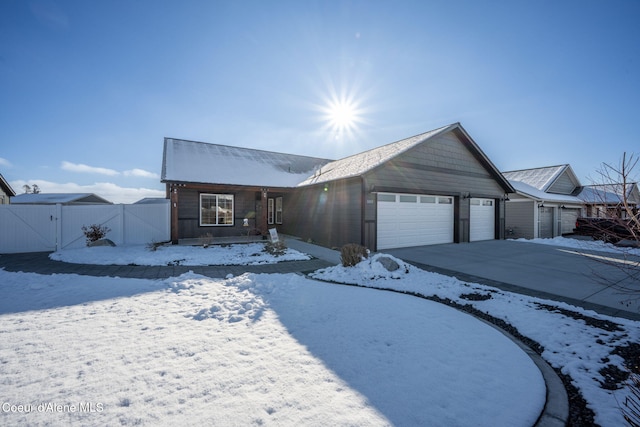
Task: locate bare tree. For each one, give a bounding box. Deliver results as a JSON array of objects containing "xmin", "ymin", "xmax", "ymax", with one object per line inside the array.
[{"xmin": 583, "ymin": 152, "xmax": 640, "ymax": 306}]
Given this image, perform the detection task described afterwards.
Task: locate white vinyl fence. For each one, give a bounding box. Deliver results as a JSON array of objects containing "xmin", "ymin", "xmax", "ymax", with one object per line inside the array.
[{"xmin": 0, "ymin": 202, "xmax": 170, "ymax": 253}]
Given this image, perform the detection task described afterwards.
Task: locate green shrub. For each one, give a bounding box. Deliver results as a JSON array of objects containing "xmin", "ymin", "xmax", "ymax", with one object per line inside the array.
[{"xmin": 340, "ymin": 243, "xmax": 369, "ymax": 267}]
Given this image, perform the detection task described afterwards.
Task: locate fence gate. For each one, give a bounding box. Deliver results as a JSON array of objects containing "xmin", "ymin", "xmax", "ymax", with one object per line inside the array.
[
  {"xmin": 0, "ymin": 205, "xmax": 57, "ymax": 253},
  {"xmin": 0, "ymin": 202, "xmax": 170, "ymax": 254}
]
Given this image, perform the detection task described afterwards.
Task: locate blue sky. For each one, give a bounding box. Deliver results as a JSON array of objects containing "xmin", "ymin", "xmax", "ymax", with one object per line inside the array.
[{"xmin": 1, "ymin": 0, "xmax": 638, "ymax": 203}]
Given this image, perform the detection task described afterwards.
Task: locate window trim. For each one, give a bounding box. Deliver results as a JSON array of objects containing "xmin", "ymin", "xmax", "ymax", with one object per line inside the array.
[
  {"xmin": 267, "ymin": 198, "xmax": 274, "ymax": 225},
  {"xmin": 200, "ymin": 193, "xmax": 234, "ymax": 227}
]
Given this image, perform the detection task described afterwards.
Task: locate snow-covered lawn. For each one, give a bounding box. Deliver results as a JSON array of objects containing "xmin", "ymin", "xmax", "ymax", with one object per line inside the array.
[
  {"xmin": 0, "ymin": 270, "xmax": 544, "ymax": 426},
  {"xmin": 311, "ymin": 253, "xmax": 640, "ymax": 427},
  {"xmin": 49, "ymin": 242, "xmax": 311, "ymax": 266},
  {"xmin": 1, "ymin": 244, "xmax": 638, "ymax": 426}
]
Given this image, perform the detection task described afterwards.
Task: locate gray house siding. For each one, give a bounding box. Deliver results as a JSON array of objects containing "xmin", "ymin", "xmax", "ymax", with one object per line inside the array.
[
  {"xmin": 505, "ymin": 200, "xmax": 535, "ymax": 239},
  {"xmin": 362, "ymin": 132, "xmax": 507, "ymax": 247},
  {"xmin": 175, "ymin": 186, "xmax": 264, "ymax": 240},
  {"xmin": 547, "ymin": 172, "xmax": 576, "ymax": 194},
  {"xmin": 283, "ymin": 178, "xmax": 362, "ymax": 249}
]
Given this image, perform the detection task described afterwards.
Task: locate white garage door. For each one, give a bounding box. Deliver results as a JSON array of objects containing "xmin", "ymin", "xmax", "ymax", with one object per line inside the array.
[
  {"xmin": 377, "ymin": 193, "xmax": 454, "ymax": 250},
  {"xmin": 560, "ymin": 208, "xmax": 580, "ymax": 235},
  {"xmin": 470, "ymin": 198, "xmax": 495, "ymax": 242}
]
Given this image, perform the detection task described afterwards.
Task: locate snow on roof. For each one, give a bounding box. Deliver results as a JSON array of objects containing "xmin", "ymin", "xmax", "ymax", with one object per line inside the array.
[
  {"xmin": 11, "ymin": 193, "xmax": 112, "ymax": 204},
  {"xmin": 509, "ymin": 180, "xmax": 584, "ymax": 204},
  {"xmin": 576, "ymin": 184, "xmax": 639, "ymax": 205},
  {"xmin": 297, "ymin": 124, "xmax": 454, "ymax": 186},
  {"xmin": 162, "ymin": 138, "xmax": 332, "ymax": 187},
  {"xmin": 502, "ymin": 165, "xmax": 569, "ymax": 192}
]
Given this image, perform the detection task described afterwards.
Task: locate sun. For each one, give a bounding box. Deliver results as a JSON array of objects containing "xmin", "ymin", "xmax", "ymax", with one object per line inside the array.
[
  {"xmin": 320, "ymin": 94, "xmax": 363, "ymax": 139},
  {"xmin": 327, "ymin": 100, "xmax": 357, "ymax": 131}
]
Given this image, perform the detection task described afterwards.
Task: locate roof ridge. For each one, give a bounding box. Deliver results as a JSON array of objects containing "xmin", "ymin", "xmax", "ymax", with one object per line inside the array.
[{"xmin": 502, "ymin": 164, "xmax": 569, "ymax": 174}]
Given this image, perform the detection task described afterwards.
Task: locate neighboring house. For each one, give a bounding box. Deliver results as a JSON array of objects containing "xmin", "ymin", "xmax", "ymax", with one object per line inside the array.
[
  {"xmin": 134, "ymin": 197, "xmax": 170, "ymax": 205},
  {"xmin": 11, "ymin": 193, "xmax": 113, "ymax": 205},
  {"xmin": 502, "ymin": 165, "xmax": 584, "ymax": 239},
  {"xmin": 576, "ymin": 183, "xmax": 640, "ymax": 218},
  {"xmin": 0, "ymin": 174, "xmax": 16, "ymax": 204},
  {"xmin": 162, "ymin": 122, "xmax": 514, "ymax": 251}
]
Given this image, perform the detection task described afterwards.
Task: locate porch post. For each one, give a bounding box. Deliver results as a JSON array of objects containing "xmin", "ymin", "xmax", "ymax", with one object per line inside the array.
[
  {"xmin": 261, "ymin": 188, "xmax": 269, "ymax": 236},
  {"xmin": 170, "ymin": 184, "xmax": 179, "ymax": 244}
]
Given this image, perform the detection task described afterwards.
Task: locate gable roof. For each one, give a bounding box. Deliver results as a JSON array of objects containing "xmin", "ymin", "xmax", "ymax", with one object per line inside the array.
[
  {"xmin": 11, "ymin": 193, "xmax": 112, "ymax": 205},
  {"xmin": 298, "ymin": 125, "xmax": 450, "ymax": 186},
  {"xmin": 162, "ymin": 138, "xmax": 332, "ymax": 187},
  {"xmin": 502, "ymin": 164, "xmax": 580, "ymax": 193},
  {"xmin": 298, "ymin": 123, "xmax": 514, "ymax": 192},
  {"xmin": 0, "ymin": 174, "xmax": 16, "ymax": 197},
  {"xmin": 162, "ymin": 123, "xmax": 514, "ymax": 193}
]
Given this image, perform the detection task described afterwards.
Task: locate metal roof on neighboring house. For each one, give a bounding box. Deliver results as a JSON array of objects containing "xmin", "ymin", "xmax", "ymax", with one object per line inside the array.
[
  {"xmin": 162, "ymin": 138, "xmax": 332, "ymax": 188},
  {"xmin": 502, "ymin": 165, "xmax": 573, "ymax": 192},
  {"xmin": 576, "ymin": 183, "xmax": 640, "ymax": 205},
  {"xmin": 509, "ymin": 180, "xmax": 584, "ymax": 205},
  {"xmin": 11, "ymin": 193, "xmax": 113, "ymax": 205}
]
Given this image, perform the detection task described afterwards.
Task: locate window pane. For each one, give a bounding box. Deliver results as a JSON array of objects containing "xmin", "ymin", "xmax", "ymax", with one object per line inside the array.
[
  {"xmin": 201, "ymin": 195, "xmax": 215, "ymax": 225},
  {"xmin": 399, "ymin": 195, "xmax": 417, "ymax": 203},
  {"xmin": 438, "ymin": 197, "xmax": 452, "ymax": 204},
  {"xmin": 218, "ymin": 195, "xmax": 234, "ymax": 225},
  {"xmin": 275, "ymin": 197, "xmax": 283, "ymax": 224},
  {"xmin": 483, "ymin": 200, "xmax": 493, "ymax": 206},
  {"xmin": 470, "ymin": 199, "xmax": 481, "ymax": 205},
  {"xmin": 420, "ymin": 196, "xmax": 436, "ymax": 203},
  {"xmin": 378, "ymin": 194, "xmax": 396, "ymax": 202}
]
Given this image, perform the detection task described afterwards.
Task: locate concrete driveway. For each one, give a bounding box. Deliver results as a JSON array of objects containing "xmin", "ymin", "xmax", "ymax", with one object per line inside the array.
[{"xmin": 385, "ymin": 239, "xmax": 640, "ymax": 320}]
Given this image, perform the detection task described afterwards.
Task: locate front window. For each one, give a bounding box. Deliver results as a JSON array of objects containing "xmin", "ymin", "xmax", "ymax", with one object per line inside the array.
[{"xmin": 200, "ymin": 194, "xmax": 234, "ymax": 226}]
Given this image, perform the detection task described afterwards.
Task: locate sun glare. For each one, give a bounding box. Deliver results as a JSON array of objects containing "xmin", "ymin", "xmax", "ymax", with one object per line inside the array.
[
  {"xmin": 320, "ymin": 94, "xmax": 364, "ymax": 140},
  {"xmin": 328, "ymin": 100, "xmax": 357, "ymax": 130}
]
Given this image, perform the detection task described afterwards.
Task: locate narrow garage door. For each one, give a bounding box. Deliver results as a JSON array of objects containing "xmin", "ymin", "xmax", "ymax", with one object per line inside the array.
[
  {"xmin": 538, "ymin": 207, "xmax": 554, "ymax": 238},
  {"xmin": 560, "ymin": 208, "xmax": 580, "ymax": 235},
  {"xmin": 377, "ymin": 193, "xmax": 454, "ymax": 250},
  {"xmin": 470, "ymin": 198, "xmax": 495, "ymax": 241}
]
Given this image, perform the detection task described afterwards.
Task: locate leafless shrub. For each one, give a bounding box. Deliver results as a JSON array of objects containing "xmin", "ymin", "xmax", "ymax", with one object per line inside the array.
[
  {"xmin": 81, "ymin": 224, "xmax": 111, "ymax": 245},
  {"xmin": 340, "ymin": 243, "xmax": 369, "ymax": 267}
]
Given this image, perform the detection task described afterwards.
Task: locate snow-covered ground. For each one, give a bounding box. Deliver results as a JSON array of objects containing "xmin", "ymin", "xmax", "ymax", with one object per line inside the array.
[
  {"xmin": 49, "ymin": 242, "xmax": 311, "ymax": 266},
  {"xmin": 2, "ymin": 242, "xmax": 639, "ymax": 426},
  {"xmin": 0, "ymin": 270, "xmax": 544, "ymax": 426},
  {"xmin": 311, "ymin": 253, "xmax": 640, "ymax": 427}
]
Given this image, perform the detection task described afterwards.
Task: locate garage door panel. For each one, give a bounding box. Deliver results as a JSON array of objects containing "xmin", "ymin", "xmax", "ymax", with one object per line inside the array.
[
  {"xmin": 470, "ymin": 198, "xmax": 495, "ymax": 242},
  {"xmin": 561, "ymin": 208, "xmax": 580, "ymax": 234},
  {"xmin": 377, "ymin": 193, "xmax": 453, "ymax": 249}
]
